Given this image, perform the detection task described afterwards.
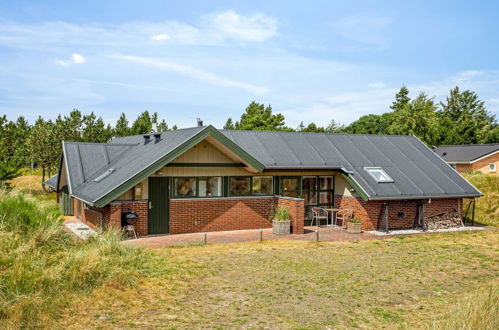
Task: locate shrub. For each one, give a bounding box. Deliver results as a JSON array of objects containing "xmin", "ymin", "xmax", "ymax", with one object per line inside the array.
[
  {"xmin": 273, "ymin": 206, "xmax": 291, "ymax": 221},
  {"xmin": 462, "ymin": 172, "xmax": 499, "ymax": 227},
  {"xmin": 349, "ymin": 217, "xmax": 361, "ymax": 223}
]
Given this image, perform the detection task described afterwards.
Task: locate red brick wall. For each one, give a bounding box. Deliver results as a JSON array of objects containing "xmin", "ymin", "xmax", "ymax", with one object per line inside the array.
[
  {"xmin": 170, "ymin": 196, "xmax": 305, "ymax": 234},
  {"xmin": 108, "ymin": 201, "xmax": 149, "ymax": 236},
  {"xmin": 276, "ymin": 197, "xmax": 305, "ymax": 234},
  {"xmin": 334, "ymin": 195, "xmax": 461, "ymax": 230},
  {"xmin": 73, "ymin": 198, "xmax": 109, "ymax": 232}
]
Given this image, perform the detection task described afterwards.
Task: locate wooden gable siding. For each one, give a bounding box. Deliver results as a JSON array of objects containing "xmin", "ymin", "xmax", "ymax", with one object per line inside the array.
[{"xmin": 171, "ymin": 140, "xmax": 237, "ymax": 164}]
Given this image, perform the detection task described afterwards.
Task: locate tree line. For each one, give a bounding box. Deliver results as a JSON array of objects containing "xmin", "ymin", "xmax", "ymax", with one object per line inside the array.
[
  {"xmin": 0, "ymin": 85, "xmax": 497, "ymax": 182},
  {"xmin": 225, "ymin": 86, "xmax": 498, "ymax": 145},
  {"xmin": 0, "ymin": 110, "xmax": 175, "ymax": 181}
]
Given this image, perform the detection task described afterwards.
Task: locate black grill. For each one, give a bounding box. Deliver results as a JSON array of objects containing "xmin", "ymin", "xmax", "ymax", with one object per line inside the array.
[{"xmin": 121, "ymin": 211, "xmax": 138, "ymax": 227}]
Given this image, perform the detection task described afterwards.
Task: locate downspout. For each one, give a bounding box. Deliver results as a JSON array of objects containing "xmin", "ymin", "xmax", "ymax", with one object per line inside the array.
[{"xmin": 84, "ymin": 205, "xmax": 105, "ymax": 234}]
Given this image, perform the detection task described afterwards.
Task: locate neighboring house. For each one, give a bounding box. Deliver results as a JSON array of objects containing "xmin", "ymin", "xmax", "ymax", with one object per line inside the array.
[
  {"xmin": 44, "ymin": 125, "xmax": 481, "ymax": 236},
  {"xmin": 433, "ymin": 144, "xmax": 499, "ymax": 176}
]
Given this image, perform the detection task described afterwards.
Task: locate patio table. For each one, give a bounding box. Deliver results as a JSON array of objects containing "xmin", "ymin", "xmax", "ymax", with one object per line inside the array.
[{"xmin": 322, "ymin": 208, "xmax": 340, "ymax": 227}]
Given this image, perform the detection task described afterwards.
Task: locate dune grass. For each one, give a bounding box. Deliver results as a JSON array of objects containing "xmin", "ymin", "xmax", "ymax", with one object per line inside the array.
[
  {"xmin": 462, "ymin": 172, "xmax": 499, "ymax": 227},
  {"xmin": 0, "ymin": 192, "xmax": 173, "ymax": 329}
]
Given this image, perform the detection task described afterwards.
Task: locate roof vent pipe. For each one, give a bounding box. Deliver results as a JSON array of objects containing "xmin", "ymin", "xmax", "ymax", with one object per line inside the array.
[
  {"xmin": 153, "ymin": 132, "xmax": 162, "ymax": 143},
  {"xmin": 197, "ymin": 118, "xmax": 203, "ymax": 127},
  {"xmin": 143, "ymin": 134, "xmax": 151, "ymax": 144}
]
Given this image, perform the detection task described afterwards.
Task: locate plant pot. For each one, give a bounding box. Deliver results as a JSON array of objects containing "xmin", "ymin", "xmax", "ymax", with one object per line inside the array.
[
  {"xmin": 272, "ymin": 220, "xmax": 291, "ymax": 235},
  {"xmin": 347, "ymin": 222, "xmax": 362, "ymax": 234}
]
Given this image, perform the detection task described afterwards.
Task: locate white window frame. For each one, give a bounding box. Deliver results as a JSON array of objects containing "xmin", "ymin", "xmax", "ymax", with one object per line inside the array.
[
  {"xmin": 364, "ymin": 167, "xmax": 394, "ymax": 183},
  {"xmin": 489, "ymin": 163, "xmax": 496, "ymax": 172}
]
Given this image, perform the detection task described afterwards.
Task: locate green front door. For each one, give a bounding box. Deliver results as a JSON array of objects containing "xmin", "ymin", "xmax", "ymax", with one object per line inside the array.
[{"xmin": 148, "ymin": 177, "xmax": 170, "ymax": 234}]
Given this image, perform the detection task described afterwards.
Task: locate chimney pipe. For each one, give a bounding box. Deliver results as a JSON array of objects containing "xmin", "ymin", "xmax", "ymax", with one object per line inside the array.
[
  {"xmin": 153, "ymin": 132, "xmax": 162, "ymax": 143},
  {"xmin": 197, "ymin": 118, "xmax": 203, "ymax": 127},
  {"xmin": 143, "ymin": 134, "xmax": 151, "ymax": 144}
]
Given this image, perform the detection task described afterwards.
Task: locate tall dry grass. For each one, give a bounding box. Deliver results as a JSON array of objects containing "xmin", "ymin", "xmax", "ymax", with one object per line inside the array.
[
  {"xmin": 462, "ymin": 172, "xmax": 499, "ymax": 227},
  {"xmin": 0, "ymin": 192, "xmax": 153, "ymax": 328},
  {"xmin": 429, "ymin": 285, "xmax": 498, "ymax": 330}
]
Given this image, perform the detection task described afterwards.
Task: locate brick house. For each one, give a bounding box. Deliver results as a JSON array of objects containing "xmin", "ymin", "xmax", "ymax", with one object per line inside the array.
[
  {"xmin": 433, "ymin": 144, "xmax": 499, "ymax": 176},
  {"xmin": 44, "ymin": 125, "xmax": 482, "ymax": 236}
]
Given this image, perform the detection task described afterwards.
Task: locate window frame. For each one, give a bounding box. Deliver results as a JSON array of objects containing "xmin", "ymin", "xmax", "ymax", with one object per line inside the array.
[
  {"xmin": 364, "ymin": 166, "xmax": 394, "ymax": 183},
  {"xmin": 229, "ymin": 176, "xmax": 274, "ymax": 197},
  {"xmin": 172, "ymin": 176, "xmax": 223, "ymax": 199},
  {"xmin": 489, "ymin": 163, "xmax": 497, "ymax": 172}
]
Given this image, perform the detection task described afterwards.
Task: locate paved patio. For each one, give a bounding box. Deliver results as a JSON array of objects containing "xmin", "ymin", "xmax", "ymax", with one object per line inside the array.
[{"xmin": 122, "ymin": 226, "xmax": 378, "ymax": 248}]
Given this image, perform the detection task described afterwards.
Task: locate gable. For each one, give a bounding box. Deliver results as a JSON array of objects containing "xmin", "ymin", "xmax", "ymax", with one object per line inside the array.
[{"xmin": 171, "ymin": 139, "xmax": 238, "ymax": 164}]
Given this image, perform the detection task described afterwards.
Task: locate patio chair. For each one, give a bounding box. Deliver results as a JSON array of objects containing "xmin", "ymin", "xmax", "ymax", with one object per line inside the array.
[
  {"xmin": 336, "ymin": 209, "xmax": 353, "ymax": 228},
  {"xmin": 310, "ymin": 207, "xmax": 329, "ymax": 227}
]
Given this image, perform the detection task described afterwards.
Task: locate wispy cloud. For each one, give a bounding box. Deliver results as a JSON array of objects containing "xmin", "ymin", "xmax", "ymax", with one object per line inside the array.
[
  {"xmin": 112, "ymin": 54, "xmax": 269, "ymax": 94},
  {"xmin": 54, "ymin": 53, "xmax": 86, "ymax": 66},
  {"xmin": 330, "ymin": 13, "xmax": 391, "ymax": 50},
  {"xmin": 203, "ymin": 10, "xmax": 277, "ymax": 42},
  {"xmin": 150, "ymin": 33, "xmax": 170, "ymax": 41}
]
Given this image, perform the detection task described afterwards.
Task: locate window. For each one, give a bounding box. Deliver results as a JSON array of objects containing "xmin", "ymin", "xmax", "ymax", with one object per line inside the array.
[
  {"xmin": 280, "ymin": 177, "xmax": 299, "ymax": 198},
  {"xmin": 450, "ymin": 164, "xmax": 457, "ymax": 170},
  {"xmin": 230, "ymin": 177, "xmax": 251, "ymax": 196},
  {"xmin": 490, "ymin": 163, "xmax": 497, "ymax": 172},
  {"xmin": 174, "ymin": 178, "xmax": 196, "ymax": 197},
  {"xmin": 199, "ymin": 177, "xmax": 222, "ymax": 197},
  {"xmin": 252, "ymin": 176, "xmax": 273, "ymax": 195},
  {"xmin": 364, "ymin": 167, "xmax": 393, "ymax": 183},
  {"xmin": 301, "ymin": 176, "xmax": 334, "ymax": 223}
]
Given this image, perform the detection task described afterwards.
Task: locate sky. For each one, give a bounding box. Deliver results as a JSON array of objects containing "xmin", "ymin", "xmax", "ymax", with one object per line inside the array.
[{"xmin": 0, "ymin": 0, "xmax": 498, "ymax": 129}]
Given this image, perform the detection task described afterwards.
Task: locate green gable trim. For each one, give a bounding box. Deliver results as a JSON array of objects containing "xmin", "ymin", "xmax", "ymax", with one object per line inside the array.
[
  {"xmin": 93, "ymin": 125, "xmax": 265, "ymax": 207},
  {"xmin": 341, "ymin": 173, "xmax": 369, "ymax": 201}
]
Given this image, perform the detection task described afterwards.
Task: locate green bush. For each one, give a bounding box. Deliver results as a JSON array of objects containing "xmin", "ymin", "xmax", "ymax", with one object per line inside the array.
[
  {"xmin": 462, "ymin": 172, "xmax": 499, "ymax": 227},
  {"xmin": 349, "ymin": 217, "xmax": 362, "ymax": 223},
  {"xmin": 273, "ymin": 205, "xmax": 291, "ymax": 221},
  {"xmin": 0, "ymin": 192, "xmax": 153, "ymax": 328}
]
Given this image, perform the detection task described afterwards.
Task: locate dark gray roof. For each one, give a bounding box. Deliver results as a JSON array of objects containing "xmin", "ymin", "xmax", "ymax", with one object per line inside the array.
[
  {"xmin": 221, "ymin": 130, "xmax": 482, "ymax": 200},
  {"xmin": 59, "ymin": 126, "xmax": 481, "ymax": 205},
  {"xmin": 43, "ymin": 175, "xmax": 58, "ymax": 189},
  {"xmin": 433, "ymin": 144, "xmax": 499, "ymax": 163},
  {"xmin": 64, "ymin": 126, "xmax": 206, "ymax": 204}
]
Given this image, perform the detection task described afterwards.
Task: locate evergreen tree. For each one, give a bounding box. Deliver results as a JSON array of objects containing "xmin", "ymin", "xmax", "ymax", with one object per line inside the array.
[
  {"xmin": 131, "ymin": 111, "xmax": 152, "ymax": 134},
  {"xmin": 114, "ymin": 113, "xmax": 130, "ymax": 137},
  {"xmin": 390, "ymin": 85, "xmax": 411, "ymax": 112},
  {"xmin": 437, "ymin": 87, "xmax": 497, "ymax": 144},
  {"xmin": 387, "ymin": 93, "xmax": 439, "ymax": 145},
  {"xmin": 234, "ymin": 101, "xmax": 287, "ymax": 131},
  {"xmin": 223, "ymin": 118, "xmax": 235, "ymax": 130},
  {"xmin": 82, "ymin": 112, "xmax": 112, "ymax": 142}
]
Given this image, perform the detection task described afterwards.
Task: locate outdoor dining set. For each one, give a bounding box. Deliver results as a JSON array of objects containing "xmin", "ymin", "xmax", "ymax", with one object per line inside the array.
[{"xmin": 310, "ymin": 207, "xmax": 353, "ymax": 228}]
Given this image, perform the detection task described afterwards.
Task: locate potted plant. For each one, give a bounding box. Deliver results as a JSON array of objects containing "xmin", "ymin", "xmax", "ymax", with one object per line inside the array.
[
  {"xmin": 272, "ymin": 205, "xmax": 291, "ymax": 235},
  {"xmin": 347, "ymin": 217, "xmax": 362, "ymax": 234}
]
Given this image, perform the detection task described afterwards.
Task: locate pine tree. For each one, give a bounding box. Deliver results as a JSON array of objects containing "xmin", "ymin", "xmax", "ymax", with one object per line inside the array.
[
  {"xmin": 234, "ymin": 101, "xmax": 287, "ymax": 131},
  {"xmin": 114, "ymin": 113, "xmax": 130, "ymax": 137},
  {"xmin": 390, "ymin": 85, "xmax": 410, "ymax": 112},
  {"xmin": 131, "ymin": 111, "xmax": 152, "ymax": 134},
  {"xmin": 223, "ymin": 118, "xmax": 235, "ymax": 130}
]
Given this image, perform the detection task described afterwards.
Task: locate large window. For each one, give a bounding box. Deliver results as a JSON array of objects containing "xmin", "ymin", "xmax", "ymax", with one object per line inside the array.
[
  {"xmin": 301, "ymin": 176, "xmax": 334, "ymax": 223},
  {"xmin": 174, "ymin": 178, "xmax": 196, "ymax": 197},
  {"xmin": 230, "ymin": 177, "xmax": 251, "ymax": 196},
  {"xmin": 489, "ymin": 163, "xmax": 496, "ymax": 172},
  {"xmin": 280, "ymin": 177, "xmax": 300, "ymax": 198},
  {"xmin": 174, "ymin": 177, "xmax": 221, "ymax": 198},
  {"xmin": 199, "ymin": 177, "xmax": 222, "ymax": 197},
  {"xmin": 230, "ymin": 176, "xmax": 274, "ymax": 196},
  {"xmin": 252, "ymin": 176, "xmax": 273, "ymax": 195}
]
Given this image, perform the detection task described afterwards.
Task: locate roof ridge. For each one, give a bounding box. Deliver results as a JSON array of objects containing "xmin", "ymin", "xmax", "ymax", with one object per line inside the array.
[
  {"xmin": 220, "ymin": 129, "xmax": 412, "ymax": 138},
  {"xmin": 436, "ymin": 143, "xmax": 499, "ymax": 147}
]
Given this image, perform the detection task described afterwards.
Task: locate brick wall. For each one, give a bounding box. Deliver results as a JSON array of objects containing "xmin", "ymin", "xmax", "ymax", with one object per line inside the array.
[
  {"xmin": 334, "ymin": 195, "xmax": 461, "ymax": 230},
  {"xmin": 170, "ymin": 196, "xmax": 305, "ymax": 234},
  {"xmin": 108, "ymin": 200, "xmax": 149, "ymax": 236},
  {"xmin": 454, "ymin": 152, "xmax": 498, "ymax": 176},
  {"xmin": 73, "ymin": 198, "xmax": 109, "ymax": 232}
]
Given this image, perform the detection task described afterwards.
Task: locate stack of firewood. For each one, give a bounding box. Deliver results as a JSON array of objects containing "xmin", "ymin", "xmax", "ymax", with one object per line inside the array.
[{"xmin": 424, "ymin": 211, "xmax": 463, "ymax": 230}]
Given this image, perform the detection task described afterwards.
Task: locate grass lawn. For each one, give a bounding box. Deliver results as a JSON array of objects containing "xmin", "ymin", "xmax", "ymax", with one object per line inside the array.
[
  {"xmin": 2, "ymin": 174, "xmax": 498, "ymax": 329},
  {"xmin": 59, "ymin": 231, "xmax": 499, "ymax": 329}
]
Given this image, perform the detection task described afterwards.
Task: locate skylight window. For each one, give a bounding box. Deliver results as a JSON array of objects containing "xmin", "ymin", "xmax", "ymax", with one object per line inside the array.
[
  {"xmin": 94, "ymin": 169, "xmax": 115, "ymax": 183},
  {"xmin": 364, "ymin": 167, "xmax": 393, "ymax": 183}
]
